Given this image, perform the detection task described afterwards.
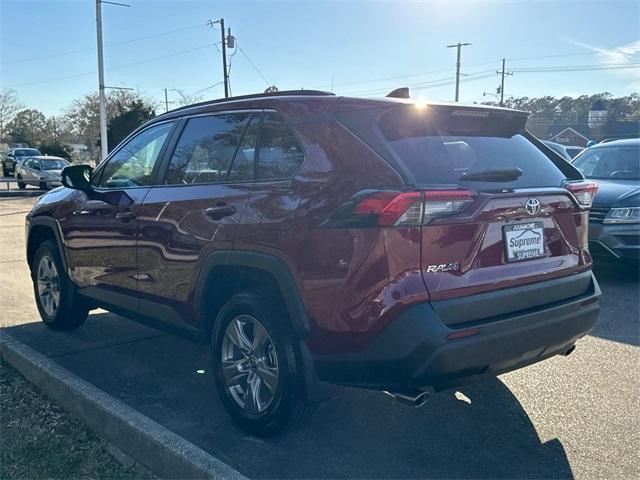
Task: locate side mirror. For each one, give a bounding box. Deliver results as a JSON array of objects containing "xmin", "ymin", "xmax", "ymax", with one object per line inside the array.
[{"xmin": 62, "ymin": 164, "xmax": 93, "ymax": 191}]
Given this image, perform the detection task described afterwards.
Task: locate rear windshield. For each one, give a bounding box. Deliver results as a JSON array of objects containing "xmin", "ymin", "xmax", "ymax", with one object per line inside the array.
[
  {"xmin": 41, "ymin": 159, "xmax": 68, "ymax": 170},
  {"xmin": 15, "ymin": 149, "xmax": 41, "ymax": 157},
  {"xmin": 339, "ymin": 104, "xmax": 569, "ymax": 189}
]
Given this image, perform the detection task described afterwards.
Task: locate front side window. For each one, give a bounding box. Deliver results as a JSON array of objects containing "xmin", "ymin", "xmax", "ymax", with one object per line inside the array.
[
  {"xmin": 256, "ymin": 113, "xmax": 304, "ymax": 180},
  {"xmin": 164, "ymin": 113, "xmax": 252, "ymax": 185},
  {"xmin": 97, "ymin": 122, "xmax": 173, "ymax": 188}
]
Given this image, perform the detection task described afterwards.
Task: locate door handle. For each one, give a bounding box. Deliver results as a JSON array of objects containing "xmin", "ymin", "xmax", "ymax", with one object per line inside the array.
[
  {"xmin": 115, "ymin": 211, "xmax": 137, "ymax": 222},
  {"xmin": 204, "ymin": 204, "xmax": 236, "ymax": 220}
]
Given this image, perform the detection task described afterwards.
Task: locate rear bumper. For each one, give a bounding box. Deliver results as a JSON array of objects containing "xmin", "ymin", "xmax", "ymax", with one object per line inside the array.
[
  {"xmin": 589, "ymin": 222, "xmax": 640, "ymax": 261},
  {"xmin": 314, "ymin": 271, "xmax": 601, "ymax": 391}
]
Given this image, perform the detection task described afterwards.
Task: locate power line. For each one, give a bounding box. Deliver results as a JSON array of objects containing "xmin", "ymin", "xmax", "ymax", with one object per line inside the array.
[
  {"xmin": 336, "ymin": 63, "xmax": 638, "ymax": 97},
  {"xmin": 507, "ymin": 51, "xmax": 599, "ymax": 62},
  {"xmin": 331, "ymin": 67, "xmax": 454, "ymax": 88},
  {"xmin": 340, "ymin": 69, "xmax": 495, "ymax": 96},
  {"xmin": 237, "ymin": 46, "xmax": 271, "ymax": 86},
  {"xmin": 1, "ymin": 23, "xmax": 207, "ymax": 65},
  {"xmin": 511, "ymin": 63, "xmax": 639, "ymax": 72},
  {"xmin": 6, "ymin": 43, "xmax": 219, "ymax": 88}
]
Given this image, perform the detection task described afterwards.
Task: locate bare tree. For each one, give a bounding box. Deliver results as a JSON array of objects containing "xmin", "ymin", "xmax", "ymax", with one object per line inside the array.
[
  {"xmin": 173, "ymin": 89, "xmax": 204, "ymax": 107},
  {"xmin": 0, "ymin": 89, "xmax": 23, "ymax": 143}
]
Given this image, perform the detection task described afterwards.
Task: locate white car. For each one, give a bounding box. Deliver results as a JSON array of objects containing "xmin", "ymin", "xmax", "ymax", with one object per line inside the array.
[{"xmin": 15, "ymin": 156, "xmax": 70, "ymax": 190}]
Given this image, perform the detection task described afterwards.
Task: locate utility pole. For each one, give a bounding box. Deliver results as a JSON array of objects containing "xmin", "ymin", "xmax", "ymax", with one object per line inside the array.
[
  {"xmin": 446, "ymin": 42, "xmax": 471, "ymax": 102},
  {"xmin": 164, "ymin": 89, "xmax": 169, "ymax": 112},
  {"xmin": 496, "ymin": 58, "xmax": 513, "ymax": 107},
  {"xmin": 95, "ymin": 0, "xmax": 129, "ymax": 162},
  {"xmin": 220, "ymin": 18, "xmax": 229, "ymax": 98},
  {"xmin": 208, "ymin": 18, "xmax": 231, "ymax": 98}
]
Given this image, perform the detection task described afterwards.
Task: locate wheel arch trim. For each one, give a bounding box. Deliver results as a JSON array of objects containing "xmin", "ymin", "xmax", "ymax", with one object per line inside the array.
[
  {"xmin": 193, "ymin": 250, "xmax": 311, "ymax": 338},
  {"xmin": 27, "ymin": 217, "xmax": 69, "ymax": 275}
]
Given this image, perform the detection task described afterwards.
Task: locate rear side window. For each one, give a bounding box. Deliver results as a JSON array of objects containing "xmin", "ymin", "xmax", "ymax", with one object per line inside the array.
[
  {"xmin": 164, "ymin": 113, "xmax": 252, "ymax": 185},
  {"xmin": 256, "ymin": 113, "xmax": 304, "ymax": 180},
  {"xmin": 341, "ymin": 105, "xmax": 568, "ymax": 189}
]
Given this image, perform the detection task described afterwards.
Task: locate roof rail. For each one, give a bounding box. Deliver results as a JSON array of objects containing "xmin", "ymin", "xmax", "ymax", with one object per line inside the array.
[{"xmin": 160, "ymin": 90, "xmax": 335, "ymax": 116}]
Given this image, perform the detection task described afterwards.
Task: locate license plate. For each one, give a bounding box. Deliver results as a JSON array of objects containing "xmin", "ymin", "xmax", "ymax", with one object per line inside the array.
[{"xmin": 503, "ymin": 222, "xmax": 545, "ymax": 262}]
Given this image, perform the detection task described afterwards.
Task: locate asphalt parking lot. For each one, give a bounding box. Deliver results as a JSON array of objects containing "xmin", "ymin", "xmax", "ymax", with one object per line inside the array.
[{"xmin": 1, "ymin": 196, "xmax": 638, "ymax": 479}]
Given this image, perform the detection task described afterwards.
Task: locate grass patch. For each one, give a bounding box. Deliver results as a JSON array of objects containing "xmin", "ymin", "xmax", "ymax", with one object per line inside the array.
[{"xmin": 0, "ymin": 361, "xmax": 154, "ymax": 479}]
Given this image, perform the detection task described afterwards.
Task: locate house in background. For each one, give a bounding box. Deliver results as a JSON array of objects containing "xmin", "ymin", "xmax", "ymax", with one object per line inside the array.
[
  {"xmin": 526, "ymin": 99, "xmax": 640, "ymax": 146},
  {"xmin": 550, "ymin": 127, "xmax": 591, "ymax": 147}
]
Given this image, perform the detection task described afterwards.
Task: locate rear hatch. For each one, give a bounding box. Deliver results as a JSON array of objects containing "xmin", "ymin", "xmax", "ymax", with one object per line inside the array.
[{"xmin": 337, "ymin": 100, "xmax": 595, "ymax": 309}]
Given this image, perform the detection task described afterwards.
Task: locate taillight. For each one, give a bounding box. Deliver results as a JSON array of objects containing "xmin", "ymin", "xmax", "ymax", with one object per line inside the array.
[
  {"xmin": 423, "ymin": 190, "xmax": 476, "ymax": 222},
  {"xmin": 566, "ymin": 181, "xmax": 598, "ymax": 208},
  {"xmin": 325, "ymin": 189, "xmax": 475, "ymax": 227}
]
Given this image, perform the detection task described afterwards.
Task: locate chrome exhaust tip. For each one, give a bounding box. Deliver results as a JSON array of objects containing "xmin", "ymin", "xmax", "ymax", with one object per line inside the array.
[{"xmin": 384, "ymin": 388, "xmax": 432, "ymax": 408}]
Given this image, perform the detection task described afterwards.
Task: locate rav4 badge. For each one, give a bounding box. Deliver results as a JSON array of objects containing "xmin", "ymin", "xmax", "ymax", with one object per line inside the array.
[{"xmin": 425, "ymin": 263, "xmax": 460, "ymax": 273}]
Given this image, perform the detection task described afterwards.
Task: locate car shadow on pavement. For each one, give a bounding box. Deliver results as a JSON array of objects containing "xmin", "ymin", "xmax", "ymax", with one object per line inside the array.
[
  {"xmin": 591, "ymin": 261, "xmax": 640, "ymax": 346},
  {"xmin": 3, "ymin": 312, "xmax": 573, "ymax": 479}
]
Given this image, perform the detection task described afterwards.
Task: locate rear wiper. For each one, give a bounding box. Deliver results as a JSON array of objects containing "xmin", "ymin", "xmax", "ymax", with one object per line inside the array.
[{"xmin": 459, "ymin": 167, "xmax": 523, "ymax": 182}]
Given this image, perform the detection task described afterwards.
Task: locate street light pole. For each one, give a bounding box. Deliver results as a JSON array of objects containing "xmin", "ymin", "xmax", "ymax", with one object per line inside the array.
[
  {"xmin": 96, "ymin": 0, "xmax": 108, "ymax": 161},
  {"xmin": 95, "ymin": 0, "xmax": 129, "ymax": 162},
  {"xmin": 446, "ymin": 42, "xmax": 471, "ymax": 102}
]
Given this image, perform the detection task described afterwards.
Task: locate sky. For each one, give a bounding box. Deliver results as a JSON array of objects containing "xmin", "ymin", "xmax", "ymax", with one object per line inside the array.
[{"xmin": 1, "ymin": 0, "xmax": 639, "ymax": 117}]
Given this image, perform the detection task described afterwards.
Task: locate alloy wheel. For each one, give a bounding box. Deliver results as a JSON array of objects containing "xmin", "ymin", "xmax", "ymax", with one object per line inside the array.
[
  {"xmin": 37, "ymin": 254, "xmax": 61, "ymax": 317},
  {"xmin": 221, "ymin": 314, "xmax": 279, "ymax": 414}
]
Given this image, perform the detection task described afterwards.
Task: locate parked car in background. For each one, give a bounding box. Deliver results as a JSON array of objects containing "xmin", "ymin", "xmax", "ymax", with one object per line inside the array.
[
  {"xmin": 3, "ymin": 147, "xmax": 42, "ymax": 176},
  {"xmin": 25, "ymin": 91, "xmax": 601, "ymax": 436},
  {"xmin": 565, "ymin": 146, "xmax": 584, "ymax": 158},
  {"xmin": 15, "ymin": 156, "xmax": 70, "ymax": 190},
  {"xmin": 543, "ymin": 141, "xmax": 583, "ymax": 161},
  {"xmin": 572, "ymin": 138, "xmax": 640, "ymax": 264}
]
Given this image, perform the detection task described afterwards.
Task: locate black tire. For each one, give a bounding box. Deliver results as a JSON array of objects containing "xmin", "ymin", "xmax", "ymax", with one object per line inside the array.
[
  {"xmin": 17, "ymin": 175, "xmax": 25, "ymax": 189},
  {"xmin": 2, "ymin": 166, "xmax": 8, "ymax": 177},
  {"xmin": 32, "ymin": 240, "xmax": 88, "ymax": 330},
  {"xmin": 212, "ymin": 291, "xmax": 315, "ymax": 437},
  {"xmin": 39, "ymin": 180, "xmax": 47, "ymax": 190}
]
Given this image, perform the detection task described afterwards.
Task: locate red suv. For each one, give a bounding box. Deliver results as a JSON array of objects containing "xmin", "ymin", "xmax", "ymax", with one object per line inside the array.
[{"xmin": 25, "ymin": 91, "xmax": 601, "ymax": 436}]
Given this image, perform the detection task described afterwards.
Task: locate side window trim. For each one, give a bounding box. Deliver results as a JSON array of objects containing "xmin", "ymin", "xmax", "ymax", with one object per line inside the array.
[
  {"xmin": 154, "ymin": 117, "xmax": 188, "ymax": 186},
  {"xmin": 91, "ymin": 120, "xmax": 177, "ymax": 190},
  {"xmin": 255, "ymin": 111, "xmax": 306, "ymax": 182},
  {"xmin": 225, "ymin": 111, "xmax": 262, "ymax": 183}
]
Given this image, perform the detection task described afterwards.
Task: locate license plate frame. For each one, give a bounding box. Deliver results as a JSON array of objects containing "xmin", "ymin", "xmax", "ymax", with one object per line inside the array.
[{"xmin": 503, "ymin": 222, "xmax": 546, "ymax": 262}]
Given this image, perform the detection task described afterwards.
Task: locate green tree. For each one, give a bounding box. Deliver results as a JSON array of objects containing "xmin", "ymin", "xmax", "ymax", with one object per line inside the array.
[
  {"xmin": 38, "ymin": 141, "xmax": 74, "ymax": 160},
  {"xmin": 107, "ymin": 99, "xmax": 156, "ymax": 149},
  {"xmin": 6, "ymin": 109, "xmax": 46, "ymax": 145}
]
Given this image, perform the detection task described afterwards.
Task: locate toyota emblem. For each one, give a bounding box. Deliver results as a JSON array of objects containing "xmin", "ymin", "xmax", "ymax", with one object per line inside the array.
[{"xmin": 525, "ymin": 198, "xmax": 541, "ymax": 215}]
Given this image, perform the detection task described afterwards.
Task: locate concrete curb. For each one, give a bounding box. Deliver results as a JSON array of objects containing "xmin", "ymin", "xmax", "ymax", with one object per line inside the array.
[{"xmin": 0, "ymin": 330, "xmax": 247, "ymax": 480}]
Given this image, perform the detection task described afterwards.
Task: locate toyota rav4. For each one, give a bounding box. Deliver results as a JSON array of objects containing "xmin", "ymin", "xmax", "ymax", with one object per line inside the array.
[{"xmin": 25, "ymin": 90, "xmax": 601, "ymax": 436}]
